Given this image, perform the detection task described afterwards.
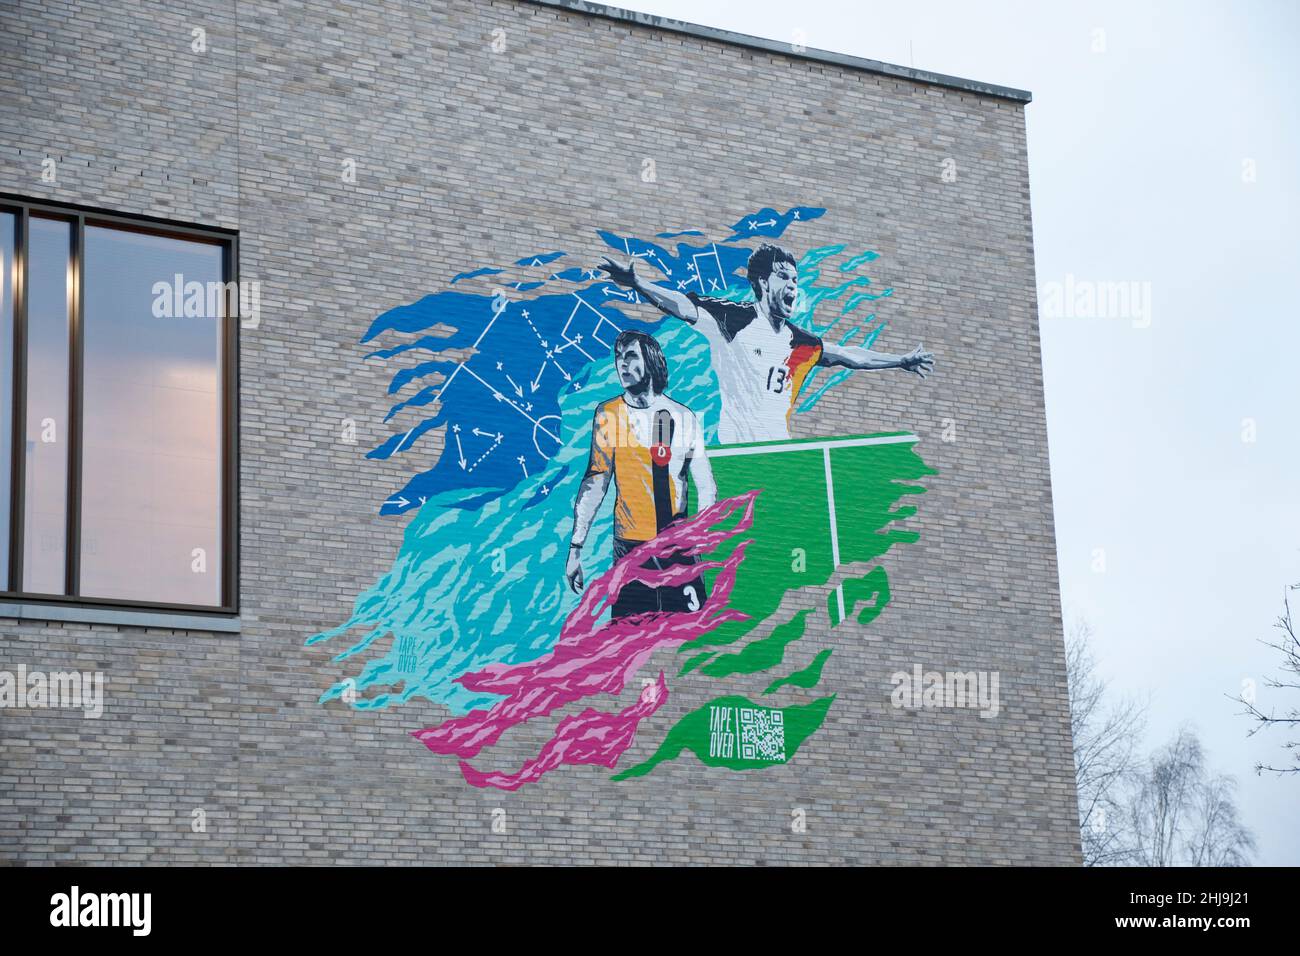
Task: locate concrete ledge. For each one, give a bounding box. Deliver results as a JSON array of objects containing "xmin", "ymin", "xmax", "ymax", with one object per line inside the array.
[
  {"xmin": 0, "ymin": 602, "xmax": 241, "ymax": 633},
  {"xmin": 524, "ymin": 0, "xmax": 1033, "ymax": 103}
]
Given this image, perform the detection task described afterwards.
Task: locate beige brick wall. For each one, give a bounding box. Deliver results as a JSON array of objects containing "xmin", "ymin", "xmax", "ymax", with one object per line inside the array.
[{"xmin": 0, "ymin": 0, "xmax": 1078, "ymax": 864}]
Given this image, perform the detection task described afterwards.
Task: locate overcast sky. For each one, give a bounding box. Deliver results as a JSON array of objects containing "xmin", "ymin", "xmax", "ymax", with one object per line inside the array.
[{"xmin": 607, "ymin": 0, "xmax": 1300, "ymax": 865}]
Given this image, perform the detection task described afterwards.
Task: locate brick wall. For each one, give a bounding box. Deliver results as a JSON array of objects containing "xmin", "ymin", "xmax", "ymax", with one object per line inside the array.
[{"xmin": 0, "ymin": 0, "xmax": 1079, "ymax": 864}]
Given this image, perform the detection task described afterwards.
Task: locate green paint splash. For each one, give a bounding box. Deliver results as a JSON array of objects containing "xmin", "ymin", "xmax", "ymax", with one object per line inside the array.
[
  {"xmin": 763, "ymin": 648, "xmax": 833, "ymax": 695},
  {"xmin": 696, "ymin": 610, "xmax": 813, "ymax": 679},
  {"xmin": 827, "ymin": 566, "xmax": 891, "ymax": 628}
]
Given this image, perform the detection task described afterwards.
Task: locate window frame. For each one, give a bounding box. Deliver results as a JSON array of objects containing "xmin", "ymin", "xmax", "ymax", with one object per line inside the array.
[{"xmin": 1, "ymin": 194, "xmax": 239, "ymax": 617}]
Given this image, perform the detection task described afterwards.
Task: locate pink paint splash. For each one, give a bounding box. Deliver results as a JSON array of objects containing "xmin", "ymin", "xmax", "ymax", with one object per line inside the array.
[
  {"xmin": 410, "ymin": 491, "xmax": 758, "ymax": 789},
  {"xmin": 458, "ymin": 673, "xmax": 669, "ymax": 791}
]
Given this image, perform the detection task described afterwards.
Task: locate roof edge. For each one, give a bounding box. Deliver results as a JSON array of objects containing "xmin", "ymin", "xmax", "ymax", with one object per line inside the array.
[{"xmin": 521, "ymin": 0, "xmax": 1033, "ymax": 104}]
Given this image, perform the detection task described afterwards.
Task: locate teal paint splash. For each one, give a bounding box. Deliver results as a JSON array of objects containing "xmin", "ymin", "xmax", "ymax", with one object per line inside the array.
[
  {"xmin": 791, "ymin": 244, "xmax": 893, "ymax": 412},
  {"xmin": 308, "ymin": 321, "xmax": 718, "ymax": 714}
]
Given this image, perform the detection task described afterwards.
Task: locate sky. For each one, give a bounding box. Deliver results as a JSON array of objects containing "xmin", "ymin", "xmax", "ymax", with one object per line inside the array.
[{"xmin": 606, "ymin": 0, "xmax": 1300, "ymax": 865}]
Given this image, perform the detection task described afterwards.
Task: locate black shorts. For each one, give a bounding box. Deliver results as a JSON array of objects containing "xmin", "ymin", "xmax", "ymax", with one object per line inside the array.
[{"xmin": 611, "ymin": 536, "xmax": 708, "ymax": 619}]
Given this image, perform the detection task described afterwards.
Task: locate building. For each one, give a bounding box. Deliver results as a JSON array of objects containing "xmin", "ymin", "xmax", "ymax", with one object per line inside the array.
[{"xmin": 0, "ymin": 0, "xmax": 1079, "ymax": 864}]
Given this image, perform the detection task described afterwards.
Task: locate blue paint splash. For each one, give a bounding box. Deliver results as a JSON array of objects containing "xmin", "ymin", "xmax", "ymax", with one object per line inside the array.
[
  {"xmin": 514, "ymin": 250, "xmax": 566, "ymax": 266},
  {"xmin": 450, "ymin": 267, "xmax": 503, "ymax": 284},
  {"xmin": 723, "ymin": 206, "xmax": 826, "ymax": 242}
]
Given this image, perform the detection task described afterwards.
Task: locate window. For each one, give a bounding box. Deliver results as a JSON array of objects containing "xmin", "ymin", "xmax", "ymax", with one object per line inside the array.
[{"xmin": 2, "ymin": 198, "xmax": 237, "ymax": 613}]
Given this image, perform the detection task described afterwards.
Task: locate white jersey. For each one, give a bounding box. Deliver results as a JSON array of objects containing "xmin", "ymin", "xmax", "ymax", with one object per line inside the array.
[{"xmin": 687, "ymin": 294, "xmax": 824, "ymax": 444}]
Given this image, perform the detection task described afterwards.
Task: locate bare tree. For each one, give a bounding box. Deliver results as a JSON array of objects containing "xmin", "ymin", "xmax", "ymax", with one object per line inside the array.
[
  {"xmin": 1065, "ymin": 618, "xmax": 1147, "ymax": 866},
  {"xmin": 1186, "ymin": 771, "xmax": 1256, "ymax": 867},
  {"xmin": 1234, "ymin": 582, "xmax": 1300, "ymax": 775},
  {"xmin": 1066, "ymin": 620, "xmax": 1254, "ymax": 866},
  {"xmin": 1122, "ymin": 726, "xmax": 1255, "ymax": 867}
]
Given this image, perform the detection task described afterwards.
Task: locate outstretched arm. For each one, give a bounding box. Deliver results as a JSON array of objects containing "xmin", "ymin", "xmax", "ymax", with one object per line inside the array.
[
  {"xmin": 599, "ymin": 256, "xmax": 703, "ymax": 325},
  {"xmin": 566, "ymin": 468, "xmax": 611, "ymax": 593},
  {"xmin": 820, "ymin": 341, "xmax": 934, "ymax": 379}
]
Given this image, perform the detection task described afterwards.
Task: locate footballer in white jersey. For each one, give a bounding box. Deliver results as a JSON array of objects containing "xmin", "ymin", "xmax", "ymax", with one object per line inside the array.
[{"xmin": 600, "ymin": 243, "xmax": 934, "ymax": 444}]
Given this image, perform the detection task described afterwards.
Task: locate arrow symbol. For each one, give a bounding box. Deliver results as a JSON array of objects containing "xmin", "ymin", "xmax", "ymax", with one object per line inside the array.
[
  {"xmin": 454, "ymin": 429, "xmax": 466, "ymax": 469},
  {"xmin": 384, "ymin": 495, "xmax": 410, "ymax": 508},
  {"xmin": 505, "ymin": 373, "xmax": 523, "ymax": 397},
  {"xmin": 555, "ymin": 332, "xmax": 585, "ymax": 354},
  {"xmin": 466, "ymin": 430, "xmax": 504, "ymax": 472}
]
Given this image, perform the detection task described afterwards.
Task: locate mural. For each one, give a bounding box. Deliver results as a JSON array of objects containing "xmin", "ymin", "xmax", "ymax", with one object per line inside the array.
[{"xmin": 308, "ymin": 207, "xmax": 936, "ymax": 790}]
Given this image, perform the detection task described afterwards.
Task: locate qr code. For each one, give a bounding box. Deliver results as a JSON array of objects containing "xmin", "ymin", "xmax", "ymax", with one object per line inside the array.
[{"xmin": 738, "ymin": 707, "xmax": 786, "ymax": 762}]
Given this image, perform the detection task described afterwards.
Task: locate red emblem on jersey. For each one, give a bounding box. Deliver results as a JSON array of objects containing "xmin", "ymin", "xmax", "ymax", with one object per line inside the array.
[{"xmin": 651, "ymin": 409, "xmax": 674, "ymax": 466}]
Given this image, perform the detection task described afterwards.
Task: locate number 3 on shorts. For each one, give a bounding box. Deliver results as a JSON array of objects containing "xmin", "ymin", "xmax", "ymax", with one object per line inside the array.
[{"xmin": 684, "ymin": 585, "xmax": 700, "ymax": 611}]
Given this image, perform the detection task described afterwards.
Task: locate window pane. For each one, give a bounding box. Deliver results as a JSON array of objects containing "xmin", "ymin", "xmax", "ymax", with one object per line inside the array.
[
  {"xmin": 80, "ymin": 226, "xmax": 224, "ymax": 606},
  {"xmin": 0, "ymin": 212, "xmax": 13, "ymax": 588},
  {"xmin": 23, "ymin": 217, "xmax": 71, "ymax": 594}
]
